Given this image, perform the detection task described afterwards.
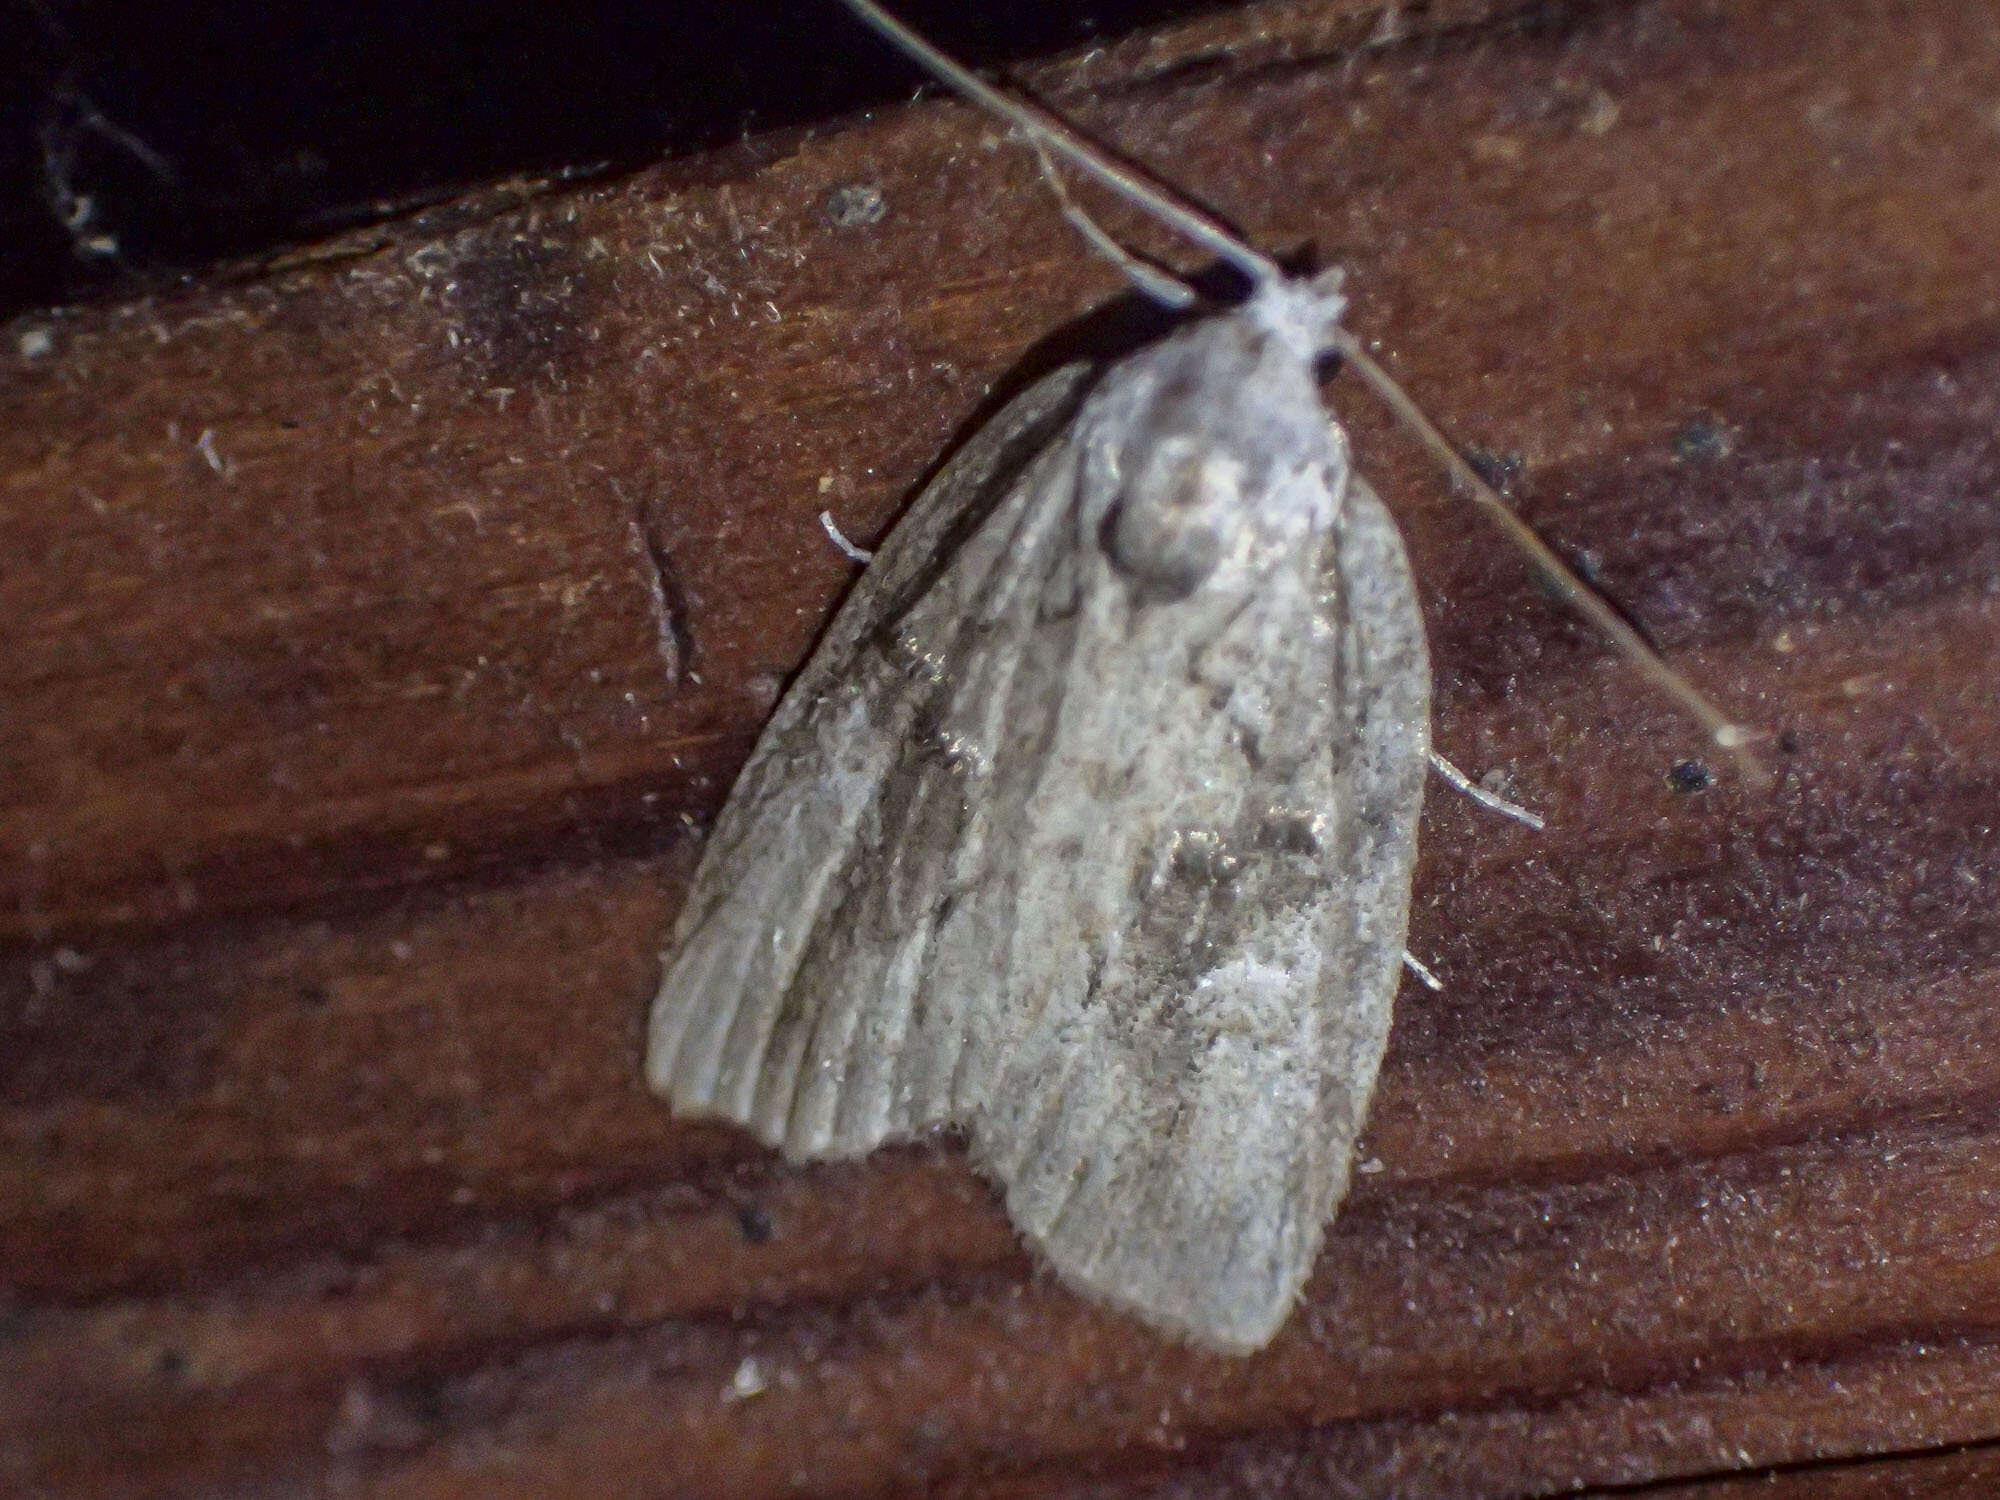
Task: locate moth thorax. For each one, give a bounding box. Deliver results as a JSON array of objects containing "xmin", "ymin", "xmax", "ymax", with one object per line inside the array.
[{"xmin": 1102, "ymin": 431, "xmax": 1250, "ymax": 599}]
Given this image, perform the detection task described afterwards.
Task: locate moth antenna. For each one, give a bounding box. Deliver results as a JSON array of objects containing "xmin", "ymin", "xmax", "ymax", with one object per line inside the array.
[
  {"xmin": 1027, "ymin": 141, "xmax": 1200, "ymax": 309},
  {"xmin": 837, "ymin": 0, "xmax": 1280, "ymax": 290},
  {"xmin": 1331, "ymin": 329, "xmax": 1766, "ymax": 781},
  {"xmin": 1401, "ymin": 950, "xmax": 1445, "ymax": 992},
  {"xmin": 1427, "ymin": 751, "xmax": 1545, "ymax": 831}
]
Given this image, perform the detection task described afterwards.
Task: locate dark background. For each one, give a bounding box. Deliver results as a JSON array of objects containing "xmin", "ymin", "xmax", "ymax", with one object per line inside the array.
[{"xmin": 2, "ymin": 0, "xmax": 1230, "ymax": 320}]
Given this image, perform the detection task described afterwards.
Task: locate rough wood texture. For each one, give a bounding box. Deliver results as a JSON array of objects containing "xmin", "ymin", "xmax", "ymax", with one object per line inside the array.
[{"xmin": 4, "ymin": 0, "xmax": 1999, "ymax": 1493}]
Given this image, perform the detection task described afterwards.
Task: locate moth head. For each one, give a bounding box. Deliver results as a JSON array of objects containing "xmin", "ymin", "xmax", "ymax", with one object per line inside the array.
[{"xmin": 1245, "ymin": 267, "xmax": 1349, "ymax": 361}]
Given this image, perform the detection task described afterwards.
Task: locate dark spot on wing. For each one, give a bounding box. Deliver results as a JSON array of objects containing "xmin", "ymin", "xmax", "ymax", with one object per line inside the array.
[
  {"xmin": 1260, "ymin": 808, "xmax": 1326, "ymax": 855},
  {"xmin": 1171, "ymin": 828, "xmax": 1241, "ymax": 885}
]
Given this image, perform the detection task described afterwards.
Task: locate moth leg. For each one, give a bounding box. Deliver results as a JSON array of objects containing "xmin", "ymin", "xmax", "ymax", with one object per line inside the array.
[
  {"xmin": 1401, "ymin": 950, "xmax": 1444, "ymax": 991},
  {"xmin": 1427, "ymin": 750, "xmax": 1544, "ymax": 831},
  {"xmin": 818, "ymin": 509, "xmax": 874, "ymax": 564},
  {"xmin": 1026, "ymin": 141, "xmax": 1200, "ymax": 311}
]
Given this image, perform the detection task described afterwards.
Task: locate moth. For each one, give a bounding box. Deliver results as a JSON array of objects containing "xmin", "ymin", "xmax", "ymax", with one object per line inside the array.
[{"xmin": 646, "ymin": 0, "xmax": 1748, "ymax": 1352}]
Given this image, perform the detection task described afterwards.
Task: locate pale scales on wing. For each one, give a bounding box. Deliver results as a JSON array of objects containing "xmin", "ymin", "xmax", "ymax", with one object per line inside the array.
[{"xmin": 647, "ymin": 0, "xmax": 1754, "ymax": 1353}]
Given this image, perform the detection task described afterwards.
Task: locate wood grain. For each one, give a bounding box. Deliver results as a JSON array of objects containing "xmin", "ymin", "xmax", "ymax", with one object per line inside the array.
[{"xmin": 4, "ymin": 0, "xmax": 1999, "ymax": 1493}]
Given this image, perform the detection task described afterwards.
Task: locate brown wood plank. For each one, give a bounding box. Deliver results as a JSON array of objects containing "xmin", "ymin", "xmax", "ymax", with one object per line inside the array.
[
  {"xmin": 1641, "ymin": 1443, "xmax": 2000, "ymax": 1498},
  {"xmin": 5, "ymin": 0, "xmax": 2000, "ymax": 1494}
]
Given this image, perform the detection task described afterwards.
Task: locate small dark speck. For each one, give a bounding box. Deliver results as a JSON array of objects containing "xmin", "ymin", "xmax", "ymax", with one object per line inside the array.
[
  {"xmin": 1534, "ymin": 545, "xmax": 1603, "ymax": 603},
  {"xmin": 1666, "ymin": 759, "xmax": 1714, "ymax": 794},
  {"xmin": 400, "ymin": 1373, "xmax": 452, "ymax": 1423},
  {"xmin": 1777, "ymin": 728, "xmax": 1801, "ymax": 755},
  {"xmin": 825, "ymin": 184, "xmax": 887, "ymax": 228},
  {"xmin": 1466, "ymin": 448, "xmax": 1523, "ymax": 493},
  {"xmin": 736, "ymin": 1204, "xmax": 776, "ymax": 1244},
  {"xmin": 1672, "ymin": 417, "xmax": 1736, "ymax": 463},
  {"xmin": 299, "ymin": 981, "xmax": 331, "ymax": 1008},
  {"xmin": 154, "ymin": 1347, "xmax": 189, "ymax": 1381}
]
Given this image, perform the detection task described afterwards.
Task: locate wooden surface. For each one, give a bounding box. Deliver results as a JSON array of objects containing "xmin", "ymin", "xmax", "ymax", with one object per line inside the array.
[{"xmin": 5, "ymin": 0, "xmax": 2000, "ymax": 1493}]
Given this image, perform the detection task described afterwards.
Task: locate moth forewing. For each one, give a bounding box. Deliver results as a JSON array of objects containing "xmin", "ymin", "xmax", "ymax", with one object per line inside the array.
[{"xmin": 645, "ymin": 363, "xmax": 1097, "ymax": 1145}]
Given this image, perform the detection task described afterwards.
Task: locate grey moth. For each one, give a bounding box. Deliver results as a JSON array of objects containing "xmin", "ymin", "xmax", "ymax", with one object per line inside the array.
[{"xmin": 646, "ymin": 0, "xmax": 1744, "ymax": 1353}]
